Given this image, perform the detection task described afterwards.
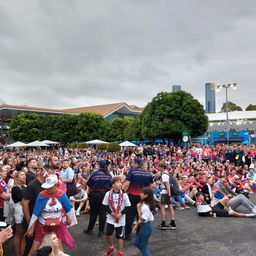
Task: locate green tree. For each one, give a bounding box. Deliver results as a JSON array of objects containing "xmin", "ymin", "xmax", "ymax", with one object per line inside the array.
[
  {"xmin": 75, "ymin": 112, "xmax": 107, "ymax": 141},
  {"xmin": 106, "ymin": 117, "xmax": 133, "ymax": 142},
  {"xmin": 9, "ymin": 113, "xmax": 44, "ymax": 142},
  {"xmin": 220, "ymin": 101, "xmax": 243, "ymax": 112},
  {"xmin": 245, "ymin": 104, "xmax": 256, "ymax": 111},
  {"xmin": 140, "ymin": 91, "xmax": 208, "ymax": 143},
  {"xmin": 123, "ymin": 117, "xmax": 143, "ymax": 142},
  {"xmin": 49, "ymin": 114, "xmax": 79, "ymax": 142}
]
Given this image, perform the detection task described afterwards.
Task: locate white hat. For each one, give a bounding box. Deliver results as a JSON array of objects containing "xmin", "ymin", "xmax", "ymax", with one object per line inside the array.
[
  {"xmin": 249, "ymin": 164, "xmax": 255, "ymax": 170},
  {"xmin": 76, "ymin": 183, "xmax": 82, "ymax": 188},
  {"xmin": 41, "ymin": 174, "xmax": 58, "ymax": 189}
]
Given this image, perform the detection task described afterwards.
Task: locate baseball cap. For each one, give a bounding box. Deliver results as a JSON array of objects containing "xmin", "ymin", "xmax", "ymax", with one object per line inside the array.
[
  {"xmin": 76, "ymin": 183, "xmax": 82, "ymax": 188},
  {"xmin": 134, "ymin": 158, "xmax": 143, "ymax": 165},
  {"xmin": 41, "ymin": 174, "xmax": 58, "ymax": 189},
  {"xmin": 98, "ymin": 160, "xmax": 106, "ymax": 168},
  {"xmin": 249, "ymin": 163, "xmax": 255, "ymax": 170}
]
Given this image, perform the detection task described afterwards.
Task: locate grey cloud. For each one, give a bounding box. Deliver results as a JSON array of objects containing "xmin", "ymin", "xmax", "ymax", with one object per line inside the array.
[{"xmin": 0, "ymin": 0, "xmax": 255, "ymax": 110}]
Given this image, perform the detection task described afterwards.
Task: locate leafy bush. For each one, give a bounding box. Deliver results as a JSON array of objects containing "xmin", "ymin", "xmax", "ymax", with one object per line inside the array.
[
  {"xmin": 68, "ymin": 143, "xmax": 78, "ymax": 149},
  {"xmin": 107, "ymin": 143, "xmax": 121, "ymax": 152},
  {"xmin": 96, "ymin": 144, "xmax": 107, "ymax": 151},
  {"xmin": 77, "ymin": 142, "xmax": 89, "ymax": 149}
]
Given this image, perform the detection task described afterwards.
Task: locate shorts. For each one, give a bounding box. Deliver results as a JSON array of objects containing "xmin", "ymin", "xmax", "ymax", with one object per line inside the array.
[
  {"xmin": 160, "ymin": 194, "xmax": 171, "ymax": 205},
  {"xmin": 106, "ymin": 223, "xmax": 125, "ymax": 239},
  {"xmin": 14, "ymin": 203, "xmax": 24, "ymax": 224},
  {"xmin": 212, "ymin": 203, "xmax": 229, "ymax": 217},
  {"xmin": 34, "ymin": 222, "xmax": 64, "ymax": 243}
]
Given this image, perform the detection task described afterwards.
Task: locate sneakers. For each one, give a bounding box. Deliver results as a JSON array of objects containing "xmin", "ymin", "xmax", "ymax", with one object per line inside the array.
[
  {"xmin": 175, "ymin": 205, "xmax": 185, "ymax": 211},
  {"xmin": 157, "ymin": 221, "xmax": 177, "ymax": 230},
  {"xmin": 157, "ymin": 223, "xmax": 168, "ymax": 230},
  {"xmin": 169, "ymin": 221, "xmax": 177, "ymax": 230},
  {"xmin": 104, "ymin": 246, "xmax": 116, "ymax": 256},
  {"xmin": 76, "ymin": 210, "xmax": 80, "ymax": 216},
  {"xmin": 116, "ymin": 252, "xmax": 123, "ymax": 256},
  {"xmin": 245, "ymin": 213, "xmax": 256, "ymax": 218},
  {"xmin": 182, "ymin": 204, "xmax": 190, "ymax": 209}
]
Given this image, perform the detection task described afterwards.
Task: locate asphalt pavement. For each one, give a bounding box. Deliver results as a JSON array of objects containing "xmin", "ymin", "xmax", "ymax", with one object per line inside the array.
[{"xmin": 4, "ymin": 195, "xmax": 256, "ymax": 256}]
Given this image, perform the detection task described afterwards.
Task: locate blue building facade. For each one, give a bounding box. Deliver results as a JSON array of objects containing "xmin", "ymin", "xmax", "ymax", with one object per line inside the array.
[
  {"xmin": 209, "ymin": 130, "xmax": 251, "ymax": 145},
  {"xmin": 205, "ymin": 83, "xmax": 216, "ymax": 113}
]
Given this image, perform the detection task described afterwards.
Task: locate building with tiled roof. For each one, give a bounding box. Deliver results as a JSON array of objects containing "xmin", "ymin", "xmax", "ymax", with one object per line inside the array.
[
  {"xmin": 63, "ymin": 102, "xmax": 143, "ymax": 118},
  {"xmin": 0, "ymin": 102, "xmax": 143, "ymax": 140}
]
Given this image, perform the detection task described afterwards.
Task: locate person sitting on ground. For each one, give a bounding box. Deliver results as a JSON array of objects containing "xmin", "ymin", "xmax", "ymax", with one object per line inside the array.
[
  {"xmin": 196, "ymin": 192, "xmax": 256, "ymax": 218},
  {"xmin": 70, "ymin": 183, "xmax": 88, "ymax": 216}
]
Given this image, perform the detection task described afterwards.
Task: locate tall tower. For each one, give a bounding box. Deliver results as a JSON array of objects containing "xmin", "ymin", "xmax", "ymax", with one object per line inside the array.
[
  {"xmin": 205, "ymin": 83, "xmax": 216, "ymax": 113},
  {"xmin": 172, "ymin": 85, "xmax": 181, "ymax": 92}
]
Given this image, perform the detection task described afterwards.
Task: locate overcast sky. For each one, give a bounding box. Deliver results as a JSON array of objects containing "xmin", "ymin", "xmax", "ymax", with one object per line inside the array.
[{"xmin": 0, "ymin": 0, "xmax": 255, "ymax": 111}]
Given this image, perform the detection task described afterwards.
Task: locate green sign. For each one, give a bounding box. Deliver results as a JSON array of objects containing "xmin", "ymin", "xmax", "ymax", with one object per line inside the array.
[{"xmin": 182, "ymin": 130, "xmax": 190, "ymax": 143}]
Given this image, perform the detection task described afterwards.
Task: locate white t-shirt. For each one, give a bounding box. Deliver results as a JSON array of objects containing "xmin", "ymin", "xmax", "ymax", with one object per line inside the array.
[
  {"xmin": 102, "ymin": 191, "xmax": 131, "ymax": 227},
  {"xmin": 141, "ymin": 203, "xmax": 154, "ymax": 223},
  {"xmin": 160, "ymin": 172, "xmax": 169, "ymax": 195},
  {"xmin": 197, "ymin": 201, "xmax": 212, "ymax": 213}
]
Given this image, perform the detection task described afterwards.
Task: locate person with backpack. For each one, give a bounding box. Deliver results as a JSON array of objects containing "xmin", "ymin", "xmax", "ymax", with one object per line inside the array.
[{"xmin": 157, "ymin": 163, "xmax": 176, "ymax": 230}]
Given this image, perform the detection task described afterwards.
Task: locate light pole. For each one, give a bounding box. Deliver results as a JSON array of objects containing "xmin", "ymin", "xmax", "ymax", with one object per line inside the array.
[{"xmin": 216, "ymin": 83, "xmax": 237, "ymax": 145}]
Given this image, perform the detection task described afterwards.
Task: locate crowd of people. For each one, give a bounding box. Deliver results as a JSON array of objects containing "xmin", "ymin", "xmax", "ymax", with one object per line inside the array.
[{"xmin": 0, "ymin": 143, "xmax": 256, "ymax": 255}]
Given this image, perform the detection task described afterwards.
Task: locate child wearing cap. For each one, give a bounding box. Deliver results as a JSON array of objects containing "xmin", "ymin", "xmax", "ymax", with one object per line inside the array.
[
  {"xmin": 26, "ymin": 174, "xmax": 77, "ymax": 256},
  {"xmin": 102, "ymin": 176, "xmax": 131, "ymax": 256},
  {"xmin": 70, "ymin": 183, "xmax": 88, "ymax": 216}
]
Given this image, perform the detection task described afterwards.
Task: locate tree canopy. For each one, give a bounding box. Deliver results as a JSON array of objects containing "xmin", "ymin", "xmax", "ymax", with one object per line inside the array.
[
  {"xmin": 9, "ymin": 91, "xmax": 209, "ymax": 143},
  {"xmin": 245, "ymin": 104, "xmax": 256, "ymax": 111},
  {"xmin": 220, "ymin": 101, "xmax": 243, "ymax": 112},
  {"xmin": 140, "ymin": 91, "xmax": 208, "ymax": 142}
]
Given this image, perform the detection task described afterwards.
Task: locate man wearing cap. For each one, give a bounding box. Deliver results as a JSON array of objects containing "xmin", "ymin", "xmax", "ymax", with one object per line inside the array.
[
  {"xmin": 84, "ymin": 160, "xmax": 112, "ymax": 237},
  {"xmin": 123, "ymin": 157, "xmax": 153, "ymax": 240},
  {"xmin": 22, "ymin": 167, "xmax": 49, "ymax": 256}
]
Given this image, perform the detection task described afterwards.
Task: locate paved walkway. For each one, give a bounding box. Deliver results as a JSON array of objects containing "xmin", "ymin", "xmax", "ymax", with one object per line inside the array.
[{"xmin": 5, "ymin": 195, "xmax": 256, "ymax": 256}]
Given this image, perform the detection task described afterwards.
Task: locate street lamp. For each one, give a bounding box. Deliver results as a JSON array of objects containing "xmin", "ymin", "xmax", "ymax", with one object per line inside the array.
[{"xmin": 216, "ymin": 83, "xmax": 237, "ymax": 145}]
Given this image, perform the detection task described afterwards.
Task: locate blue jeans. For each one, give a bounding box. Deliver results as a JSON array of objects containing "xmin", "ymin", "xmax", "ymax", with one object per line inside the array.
[{"xmin": 135, "ymin": 222, "xmax": 152, "ymax": 256}]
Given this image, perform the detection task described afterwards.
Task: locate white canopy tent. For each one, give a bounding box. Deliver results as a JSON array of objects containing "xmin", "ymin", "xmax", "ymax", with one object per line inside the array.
[
  {"xmin": 86, "ymin": 139, "xmax": 109, "ymax": 145},
  {"xmin": 6, "ymin": 141, "xmax": 27, "ymax": 148},
  {"xmin": 41, "ymin": 140, "xmax": 59, "ymax": 145},
  {"xmin": 26, "ymin": 141, "xmax": 49, "ymax": 147},
  {"xmin": 119, "ymin": 141, "xmax": 137, "ymax": 147}
]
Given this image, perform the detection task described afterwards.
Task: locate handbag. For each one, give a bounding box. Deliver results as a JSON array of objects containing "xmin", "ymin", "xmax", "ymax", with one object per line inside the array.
[
  {"xmin": 45, "ymin": 217, "xmax": 61, "ymax": 227},
  {"xmin": 66, "ymin": 179, "xmax": 78, "ymax": 197}
]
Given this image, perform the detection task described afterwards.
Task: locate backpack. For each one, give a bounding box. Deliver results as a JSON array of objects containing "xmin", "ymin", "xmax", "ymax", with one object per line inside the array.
[{"xmin": 169, "ymin": 175, "xmax": 181, "ymax": 196}]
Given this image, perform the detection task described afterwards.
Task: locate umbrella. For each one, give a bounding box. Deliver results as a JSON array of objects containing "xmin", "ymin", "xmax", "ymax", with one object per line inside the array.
[
  {"xmin": 86, "ymin": 139, "xmax": 109, "ymax": 145},
  {"xmin": 41, "ymin": 140, "xmax": 59, "ymax": 145},
  {"xmin": 6, "ymin": 141, "xmax": 27, "ymax": 148},
  {"xmin": 119, "ymin": 141, "xmax": 137, "ymax": 147},
  {"xmin": 26, "ymin": 141, "xmax": 49, "ymax": 147}
]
